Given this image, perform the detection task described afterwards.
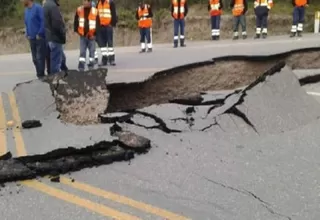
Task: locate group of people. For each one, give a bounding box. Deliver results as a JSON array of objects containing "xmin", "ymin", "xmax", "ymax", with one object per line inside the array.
[{"xmin": 23, "ymin": 0, "xmax": 311, "ymax": 78}]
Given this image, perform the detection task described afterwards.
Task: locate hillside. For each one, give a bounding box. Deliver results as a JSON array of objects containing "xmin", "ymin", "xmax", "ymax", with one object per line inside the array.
[{"xmin": 0, "ymin": 0, "xmax": 319, "ymax": 55}]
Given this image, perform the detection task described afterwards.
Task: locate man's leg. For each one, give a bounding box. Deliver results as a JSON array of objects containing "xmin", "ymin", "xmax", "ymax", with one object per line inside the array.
[
  {"xmin": 211, "ymin": 16, "xmax": 216, "ymax": 40},
  {"xmin": 29, "ymin": 39, "xmax": 38, "ymax": 77},
  {"xmin": 48, "ymin": 41, "xmax": 62, "ymax": 74},
  {"xmin": 297, "ymin": 7, "xmax": 305, "ymax": 37},
  {"xmin": 145, "ymin": 27, "xmax": 152, "ymax": 52},
  {"xmin": 45, "ymin": 42, "xmax": 51, "ymax": 75},
  {"xmin": 173, "ymin": 19, "xmax": 179, "ymax": 48},
  {"xmin": 94, "ymin": 37, "xmax": 99, "ymax": 64},
  {"xmin": 139, "ymin": 28, "xmax": 146, "ymax": 53},
  {"xmin": 291, "ymin": 7, "xmax": 299, "ymax": 37},
  {"xmin": 78, "ymin": 36, "xmax": 87, "ymax": 71},
  {"xmin": 88, "ymin": 38, "xmax": 96, "ymax": 70},
  {"xmin": 233, "ymin": 16, "xmax": 240, "ymax": 40},
  {"xmin": 61, "ymin": 49, "xmax": 68, "ymax": 71},
  {"xmin": 254, "ymin": 14, "xmax": 262, "ymax": 39},
  {"xmin": 240, "ymin": 15, "xmax": 247, "ymax": 39},
  {"xmin": 180, "ymin": 19, "xmax": 186, "ymax": 46},
  {"xmin": 215, "ymin": 15, "xmax": 221, "ymax": 40},
  {"xmin": 261, "ymin": 13, "xmax": 268, "ymax": 38},
  {"xmin": 106, "ymin": 26, "xmax": 115, "ymax": 65},
  {"xmin": 98, "ymin": 27, "xmax": 108, "ymax": 66},
  {"xmin": 35, "ymin": 38, "xmax": 46, "ymax": 78}
]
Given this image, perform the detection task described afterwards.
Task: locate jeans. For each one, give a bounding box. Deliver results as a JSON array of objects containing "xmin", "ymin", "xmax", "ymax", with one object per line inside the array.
[
  {"xmin": 173, "ymin": 19, "xmax": 185, "ymax": 46},
  {"xmin": 29, "ymin": 38, "xmax": 46, "ymax": 77},
  {"xmin": 211, "ymin": 15, "xmax": 221, "ymax": 36},
  {"xmin": 78, "ymin": 36, "xmax": 96, "ymax": 70},
  {"xmin": 48, "ymin": 41, "xmax": 63, "ymax": 74},
  {"xmin": 255, "ymin": 6, "xmax": 269, "ymax": 34},
  {"xmin": 233, "ymin": 15, "xmax": 246, "ymax": 34},
  {"xmin": 292, "ymin": 6, "xmax": 305, "ymax": 32},
  {"xmin": 97, "ymin": 25, "xmax": 115, "ymax": 62},
  {"xmin": 139, "ymin": 28, "xmax": 152, "ymax": 49}
]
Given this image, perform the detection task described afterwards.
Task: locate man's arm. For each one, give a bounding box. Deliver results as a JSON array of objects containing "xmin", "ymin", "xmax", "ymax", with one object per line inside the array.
[
  {"xmin": 135, "ymin": 8, "xmax": 139, "ymax": 20},
  {"xmin": 24, "ymin": 9, "xmax": 28, "ymax": 38},
  {"xmin": 110, "ymin": 0, "xmax": 117, "ymax": 27},
  {"xmin": 307, "ymin": 0, "xmax": 309, "ymax": 4},
  {"xmin": 73, "ymin": 10, "xmax": 79, "ymax": 33},
  {"xmin": 292, "ymin": 0, "xmax": 295, "ymax": 6},
  {"xmin": 148, "ymin": 5, "xmax": 153, "ymax": 18},
  {"xmin": 243, "ymin": 0, "xmax": 248, "ymax": 13},
  {"xmin": 37, "ymin": 5, "xmax": 45, "ymax": 37},
  {"xmin": 219, "ymin": 0, "xmax": 223, "ymax": 9},
  {"xmin": 230, "ymin": 0, "xmax": 235, "ymax": 8},
  {"xmin": 50, "ymin": 5, "xmax": 66, "ymax": 37},
  {"xmin": 171, "ymin": 3, "xmax": 174, "ymax": 17},
  {"xmin": 184, "ymin": 1, "xmax": 188, "ymax": 17},
  {"xmin": 208, "ymin": 3, "xmax": 211, "ymax": 11}
]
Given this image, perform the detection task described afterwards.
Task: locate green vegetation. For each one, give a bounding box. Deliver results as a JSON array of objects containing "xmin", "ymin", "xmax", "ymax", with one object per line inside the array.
[{"xmin": 1, "ymin": 0, "xmax": 320, "ymax": 29}]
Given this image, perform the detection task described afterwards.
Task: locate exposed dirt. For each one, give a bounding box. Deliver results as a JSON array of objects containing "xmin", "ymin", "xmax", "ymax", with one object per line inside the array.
[{"xmin": 107, "ymin": 50, "xmax": 320, "ymax": 112}]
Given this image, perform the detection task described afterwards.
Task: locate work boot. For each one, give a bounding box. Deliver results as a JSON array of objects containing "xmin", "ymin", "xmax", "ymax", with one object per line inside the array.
[
  {"xmin": 242, "ymin": 35, "xmax": 247, "ymax": 40},
  {"xmin": 139, "ymin": 48, "xmax": 146, "ymax": 53},
  {"xmin": 233, "ymin": 35, "xmax": 239, "ymax": 40},
  {"xmin": 254, "ymin": 34, "xmax": 260, "ymax": 39},
  {"xmin": 173, "ymin": 40, "xmax": 178, "ymax": 48},
  {"xmin": 100, "ymin": 56, "xmax": 108, "ymax": 66},
  {"xmin": 87, "ymin": 62, "xmax": 95, "ymax": 70},
  {"xmin": 262, "ymin": 33, "xmax": 267, "ymax": 39},
  {"xmin": 290, "ymin": 32, "xmax": 296, "ymax": 38},
  {"xmin": 94, "ymin": 58, "xmax": 98, "ymax": 64},
  {"xmin": 297, "ymin": 31, "xmax": 302, "ymax": 37},
  {"xmin": 109, "ymin": 55, "xmax": 116, "ymax": 66},
  {"xmin": 211, "ymin": 36, "xmax": 216, "ymax": 40},
  {"xmin": 216, "ymin": 35, "xmax": 220, "ymax": 40},
  {"xmin": 180, "ymin": 39, "xmax": 186, "ymax": 47},
  {"xmin": 78, "ymin": 62, "xmax": 85, "ymax": 71},
  {"xmin": 147, "ymin": 48, "xmax": 152, "ymax": 52}
]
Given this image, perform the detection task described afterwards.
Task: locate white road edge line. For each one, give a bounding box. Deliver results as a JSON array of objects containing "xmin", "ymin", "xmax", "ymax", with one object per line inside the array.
[{"xmin": 307, "ymin": 91, "xmax": 320, "ymax": 96}]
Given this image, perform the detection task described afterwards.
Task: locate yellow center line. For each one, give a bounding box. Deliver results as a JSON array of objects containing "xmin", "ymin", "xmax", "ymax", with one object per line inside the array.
[
  {"xmin": 24, "ymin": 180, "xmax": 141, "ymax": 220},
  {"xmin": 7, "ymin": 91, "xmax": 141, "ymax": 220},
  {"xmin": 60, "ymin": 177, "xmax": 190, "ymax": 220},
  {"xmin": 0, "ymin": 95, "xmax": 7, "ymax": 155}
]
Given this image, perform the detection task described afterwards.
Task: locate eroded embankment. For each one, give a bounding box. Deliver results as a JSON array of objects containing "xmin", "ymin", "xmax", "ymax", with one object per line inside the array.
[{"xmin": 106, "ymin": 48, "xmax": 320, "ymax": 113}]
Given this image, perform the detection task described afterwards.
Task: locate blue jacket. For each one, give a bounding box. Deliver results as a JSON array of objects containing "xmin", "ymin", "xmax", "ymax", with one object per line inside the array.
[{"xmin": 24, "ymin": 3, "xmax": 45, "ymax": 39}]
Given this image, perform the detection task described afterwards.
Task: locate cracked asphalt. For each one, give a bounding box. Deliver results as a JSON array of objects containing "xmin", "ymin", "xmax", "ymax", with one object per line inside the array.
[{"xmin": 1, "ymin": 34, "xmax": 320, "ymax": 220}]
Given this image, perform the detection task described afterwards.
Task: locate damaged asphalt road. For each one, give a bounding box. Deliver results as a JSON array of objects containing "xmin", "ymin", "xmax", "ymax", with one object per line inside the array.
[{"xmin": 2, "ymin": 46, "xmax": 320, "ymax": 219}]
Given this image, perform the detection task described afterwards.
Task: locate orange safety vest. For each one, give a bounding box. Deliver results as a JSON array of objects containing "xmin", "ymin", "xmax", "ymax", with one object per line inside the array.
[
  {"xmin": 209, "ymin": 0, "xmax": 222, "ymax": 16},
  {"xmin": 254, "ymin": 0, "xmax": 273, "ymax": 9},
  {"xmin": 172, "ymin": 0, "xmax": 186, "ymax": 19},
  {"xmin": 138, "ymin": 4, "xmax": 152, "ymax": 28},
  {"xmin": 232, "ymin": 0, "xmax": 244, "ymax": 16},
  {"xmin": 295, "ymin": 0, "xmax": 307, "ymax": 7},
  {"xmin": 77, "ymin": 6, "xmax": 98, "ymax": 37},
  {"xmin": 97, "ymin": 0, "xmax": 111, "ymax": 26}
]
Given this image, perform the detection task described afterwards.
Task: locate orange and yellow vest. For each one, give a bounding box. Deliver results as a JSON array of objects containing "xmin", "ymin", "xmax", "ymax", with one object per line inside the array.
[
  {"xmin": 172, "ymin": 0, "xmax": 186, "ymax": 19},
  {"xmin": 138, "ymin": 4, "xmax": 152, "ymax": 28},
  {"xmin": 254, "ymin": 0, "xmax": 273, "ymax": 9},
  {"xmin": 232, "ymin": 0, "xmax": 244, "ymax": 16},
  {"xmin": 97, "ymin": 0, "xmax": 111, "ymax": 26},
  {"xmin": 294, "ymin": 0, "xmax": 307, "ymax": 7},
  {"xmin": 209, "ymin": 0, "xmax": 222, "ymax": 16},
  {"xmin": 77, "ymin": 6, "xmax": 97, "ymax": 37}
]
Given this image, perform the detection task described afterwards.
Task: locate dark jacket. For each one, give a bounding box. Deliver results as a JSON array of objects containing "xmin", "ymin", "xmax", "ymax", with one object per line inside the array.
[
  {"xmin": 208, "ymin": 0, "xmax": 223, "ymax": 11},
  {"xmin": 74, "ymin": 6, "xmax": 98, "ymax": 37},
  {"xmin": 96, "ymin": 0, "xmax": 117, "ymax": 28},
  {"xmin": 24, "ymin": 3, "xmax": 45, "ymax": 39},
  {"xmin": 171, "ymin": 0, "xmax": 188, "ymax": 19},
  {"xmin": 230, "ymin": 0, "xmax": 247, "ymax": 14},
  {"xmin": 43, "ymin": 0, "xmax": 66, "ymax": 44},
  {"xmin": 135, "ymin": 4, "xmax": 153, "ymax": 20},
  {"xmin": 292, "ymin": 0, "xmax": 309, "ymax": 6}
]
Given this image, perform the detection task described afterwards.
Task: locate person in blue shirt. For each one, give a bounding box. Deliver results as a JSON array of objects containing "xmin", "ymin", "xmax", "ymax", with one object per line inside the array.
[{"xmin": 23, "ymin": 0, "xmax": 46, "ymax": 79}]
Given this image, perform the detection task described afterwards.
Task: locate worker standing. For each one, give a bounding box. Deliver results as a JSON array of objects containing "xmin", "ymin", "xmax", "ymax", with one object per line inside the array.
[
  {"xmin": 208, "ymin": 0, "xmax": 223, "ymax": 41},
  {"xmin": 230, "ymin": 0, "xmax": 248, "ymax": 40},
  {"xmin": 96, "ymin": 0, "xmax": 117, "ymax": 66},
  {"xmin": 74, "ymin": 0, "xmax": 98, "ymax": 71},
  {"xmin": 290, "ymin": 0, "xmax": 309, "ymax": 37},
  {"xmin": 171, "ymin": 0, "xmax": 188, "ymax": 48},
  {"xmin": 136, "ymin": 1, "xmax": 153, "ymax": 53},
  {"xmin": 254, "ymin": 0, "xmax": 273, "ymax": 39}
]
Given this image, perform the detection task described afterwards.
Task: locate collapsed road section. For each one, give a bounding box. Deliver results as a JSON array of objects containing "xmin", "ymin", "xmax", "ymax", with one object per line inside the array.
[{"xmin": 3, "ymin": 47, "xmax": 320, "ymax": 186}]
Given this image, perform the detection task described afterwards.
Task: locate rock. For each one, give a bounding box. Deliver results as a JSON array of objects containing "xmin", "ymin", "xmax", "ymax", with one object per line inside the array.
[
  {"xmin": 0, "ymin": 159, "xmax": 35, "ymax": 183},
  {"xmin": 99, "ymin": 112, "xmax": 132, "ymax": 124},
  {"xmin": 50, "ymin": 176, "xmax": 60, "ymax": 183},
  {"xmin": 116, "ymin": 131, "xmax": 151, "ymax": 152},
  {"xmin": 22, "ymin": 120, "xmax": 42, "ymax": 129}
]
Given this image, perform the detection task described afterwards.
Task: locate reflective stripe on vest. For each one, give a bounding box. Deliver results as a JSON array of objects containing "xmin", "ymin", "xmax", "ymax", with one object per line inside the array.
[
  {"xmin": 295, "ymin": 0, "xmax": 307, "ymax": 7},
  {"xmin": 209, "ymin": 0, "xmax": 222, "ymax": 16},
  {"xmin": 232, "ymin": 0, "xmax": 244, "ymax": 16},
  {"xmin": 97, "ymin": 0, "xmax": 111, "ymax": 25},
  {"xmin": 254, "ymin": 0, "xmax": 273, "ymax": 9},
  {"xmin": 77, "ymin": 6, "xmax": 97, "ymax": 37},
  {"xmin": 138, "ymin": 4, "xmax": 152, "ymax": 28},
  {"xmin": 172, "ymin": 0, "xmax": 186, "ymax": 19}
]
